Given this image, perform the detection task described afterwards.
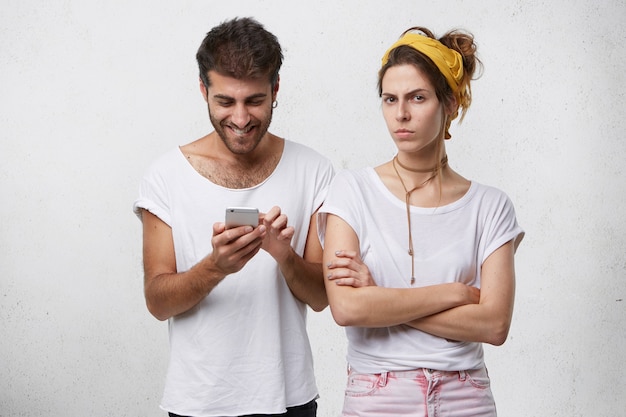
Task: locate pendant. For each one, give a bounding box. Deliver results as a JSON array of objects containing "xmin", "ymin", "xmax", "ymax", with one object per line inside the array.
[{"xmin": 410, "ymin": 277, "xmax": 415, "ymax": 285}]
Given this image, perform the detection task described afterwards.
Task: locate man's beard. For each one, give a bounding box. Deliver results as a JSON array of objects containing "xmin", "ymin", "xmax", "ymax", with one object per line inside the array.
[{"xmin": 209, "ymin": 107, "xmax": 273, "ymax": 155}]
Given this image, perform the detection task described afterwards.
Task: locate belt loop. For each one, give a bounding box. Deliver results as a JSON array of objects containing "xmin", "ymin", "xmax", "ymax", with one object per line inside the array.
[
  {"xmin": 458, "ymin": 370, "xmax": 467, "ymax": 381},
  {"xmin": 378, "ymin": 372, "xmax": 388, "ymax": 387}
]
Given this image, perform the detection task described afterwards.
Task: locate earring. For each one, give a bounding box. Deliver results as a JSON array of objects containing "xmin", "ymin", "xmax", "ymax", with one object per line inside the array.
[{"xmin": 272, "ymin": 100, "xmax": 278, "ymax": 109}]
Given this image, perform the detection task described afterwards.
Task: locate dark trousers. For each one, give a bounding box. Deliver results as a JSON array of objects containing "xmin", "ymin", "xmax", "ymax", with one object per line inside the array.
[{"xmin": 168, "ymin": 398, "xmax": 317, "ymax": 417}]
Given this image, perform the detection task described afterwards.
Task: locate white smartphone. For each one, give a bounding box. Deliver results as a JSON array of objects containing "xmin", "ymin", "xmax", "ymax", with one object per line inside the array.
[{"xmin": 225, "ymin": 207, "xmax": 259, "ymax": 229}]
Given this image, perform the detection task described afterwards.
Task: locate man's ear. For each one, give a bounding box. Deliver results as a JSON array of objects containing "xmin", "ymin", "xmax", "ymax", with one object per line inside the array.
[
  {"xmin": 199, "ymin": 77, "xmax": 208, "ymax": 102},
  {"xmin": 272, "ymin": 75, "xmax": 280, "ymax": 100}
]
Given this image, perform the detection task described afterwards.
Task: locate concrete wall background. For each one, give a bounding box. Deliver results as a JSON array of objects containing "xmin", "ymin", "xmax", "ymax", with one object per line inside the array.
[{"xmin": 1, "ymin": 1, "xmax": 625, "ymax": 416}]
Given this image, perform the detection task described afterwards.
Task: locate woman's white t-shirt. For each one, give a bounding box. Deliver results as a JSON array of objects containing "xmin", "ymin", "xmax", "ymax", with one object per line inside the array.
[{"xmin": 318, "ymin": 167, "xmax": 524, "ymax": 373}]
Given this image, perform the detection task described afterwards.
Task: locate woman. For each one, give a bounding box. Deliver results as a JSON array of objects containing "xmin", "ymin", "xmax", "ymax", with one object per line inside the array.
[{"xmin": 318, "ymin": 27, "xmax": 524, "ymax": 416}]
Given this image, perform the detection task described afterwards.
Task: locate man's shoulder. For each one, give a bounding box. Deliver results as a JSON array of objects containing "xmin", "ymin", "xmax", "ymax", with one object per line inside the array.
[
  {"xmin": 283, "ymin": 139, "xmax": 331, "ymax": 163},
  {"xmin": 141, "ymin": 147, "xmax": 184, "ymax": 178},
  {"xmin": 151, "ymin": 147, "xmax": 182, "ymax": 165}
]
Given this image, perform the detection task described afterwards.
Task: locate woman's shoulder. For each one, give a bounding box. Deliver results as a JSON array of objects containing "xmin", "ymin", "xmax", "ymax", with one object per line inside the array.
[
  {"xmin": 333, "ymin": 166, "xmax": 376, "ymax": 185},
  {"xmin": 471, "ymin": 181, "xmax": 513, "ymax": 199},
  {"xmin": 467, "ymin": 181, "xmax": 519, "ymax": 213}
]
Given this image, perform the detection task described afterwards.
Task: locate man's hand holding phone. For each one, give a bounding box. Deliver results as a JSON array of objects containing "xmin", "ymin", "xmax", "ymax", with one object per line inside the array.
[{"xmin": 209, "ymin": 207, "xmax": 265, "ymax": 275}]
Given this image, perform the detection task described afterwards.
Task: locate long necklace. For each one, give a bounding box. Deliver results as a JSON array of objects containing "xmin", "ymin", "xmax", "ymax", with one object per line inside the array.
[{"xmin": 391, "ymin": 155, "xmax": 448, "ymax": 285}]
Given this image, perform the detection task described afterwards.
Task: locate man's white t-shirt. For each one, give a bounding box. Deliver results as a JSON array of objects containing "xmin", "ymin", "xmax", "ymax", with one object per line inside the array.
[{"xmin": 134, "ymin": 140, "xmax": 334, "ymax": 416}]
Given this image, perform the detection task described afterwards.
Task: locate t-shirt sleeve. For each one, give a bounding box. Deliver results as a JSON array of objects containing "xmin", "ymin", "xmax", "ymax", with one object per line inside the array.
[
  {"xmin": 311, "ymin": 157, "xmax": 335, "ymax": 214},
  {"xmin": 481, "ymin": 189, "xmax": 525, "ymax": 263},
  {"xmin": 132, "ymin": 155, "xmax": 172, "ymax": 227},
  {"xmin": 317, "ymin": 169, "xmax": 363, "ymax": 249}
]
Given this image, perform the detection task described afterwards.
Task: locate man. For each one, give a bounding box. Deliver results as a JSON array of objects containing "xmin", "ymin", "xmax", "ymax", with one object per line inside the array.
[{"xmin": 133, "ymin": 17, "xmax": 333, "ymax": 417}]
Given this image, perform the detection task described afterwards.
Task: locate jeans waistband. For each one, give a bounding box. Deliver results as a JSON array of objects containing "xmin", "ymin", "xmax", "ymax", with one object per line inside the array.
[{"xmin": 348, "ymin": 365, "xmax": 487, "ymax": 380}]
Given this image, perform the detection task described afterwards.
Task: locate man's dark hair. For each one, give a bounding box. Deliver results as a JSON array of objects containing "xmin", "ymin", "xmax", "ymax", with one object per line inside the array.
[{"xmin": 196, "ymin": 17, "xmax": 283, "ymax": 88}]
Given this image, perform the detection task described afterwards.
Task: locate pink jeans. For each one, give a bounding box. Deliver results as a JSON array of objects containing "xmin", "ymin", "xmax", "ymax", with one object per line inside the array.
[{"xmin": 341, "ymin": 367, "xmax": 497, "ymax": 417}]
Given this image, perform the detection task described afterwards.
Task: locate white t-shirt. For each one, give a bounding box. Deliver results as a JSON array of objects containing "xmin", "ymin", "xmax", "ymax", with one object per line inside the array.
[
  {"xmin": 134, "ymin": 140, "xmax": 334, "ymax": 417},
  {"xmin": 318, "ymin": 167, "xmax": 524, "ymax": 373}
]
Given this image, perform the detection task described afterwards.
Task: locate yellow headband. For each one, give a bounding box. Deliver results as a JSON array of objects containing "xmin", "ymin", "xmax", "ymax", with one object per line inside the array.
[{"xmin": 381, "ymin": 32, "xmax": 464, "ymax": 94}]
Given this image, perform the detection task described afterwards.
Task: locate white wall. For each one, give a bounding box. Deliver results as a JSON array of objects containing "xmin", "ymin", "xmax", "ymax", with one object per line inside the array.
[{"xmin": 1, "ymin": 1, "xmax": 625, "ymax": 416}]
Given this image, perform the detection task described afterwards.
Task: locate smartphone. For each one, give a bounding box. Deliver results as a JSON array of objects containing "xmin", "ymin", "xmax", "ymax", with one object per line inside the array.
[{"xmin": 225, "ymin": 207, "xmax": 259, "ymax": 229}]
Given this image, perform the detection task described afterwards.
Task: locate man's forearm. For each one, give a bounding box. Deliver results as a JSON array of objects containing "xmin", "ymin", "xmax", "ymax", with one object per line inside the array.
[
  {"xmin": 278, "ymin": 249, "xmax": 327, "ymax": 312},
  {"xmin": 145, "ymin": 259, "xmax": 227, "ymax": 321}
]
